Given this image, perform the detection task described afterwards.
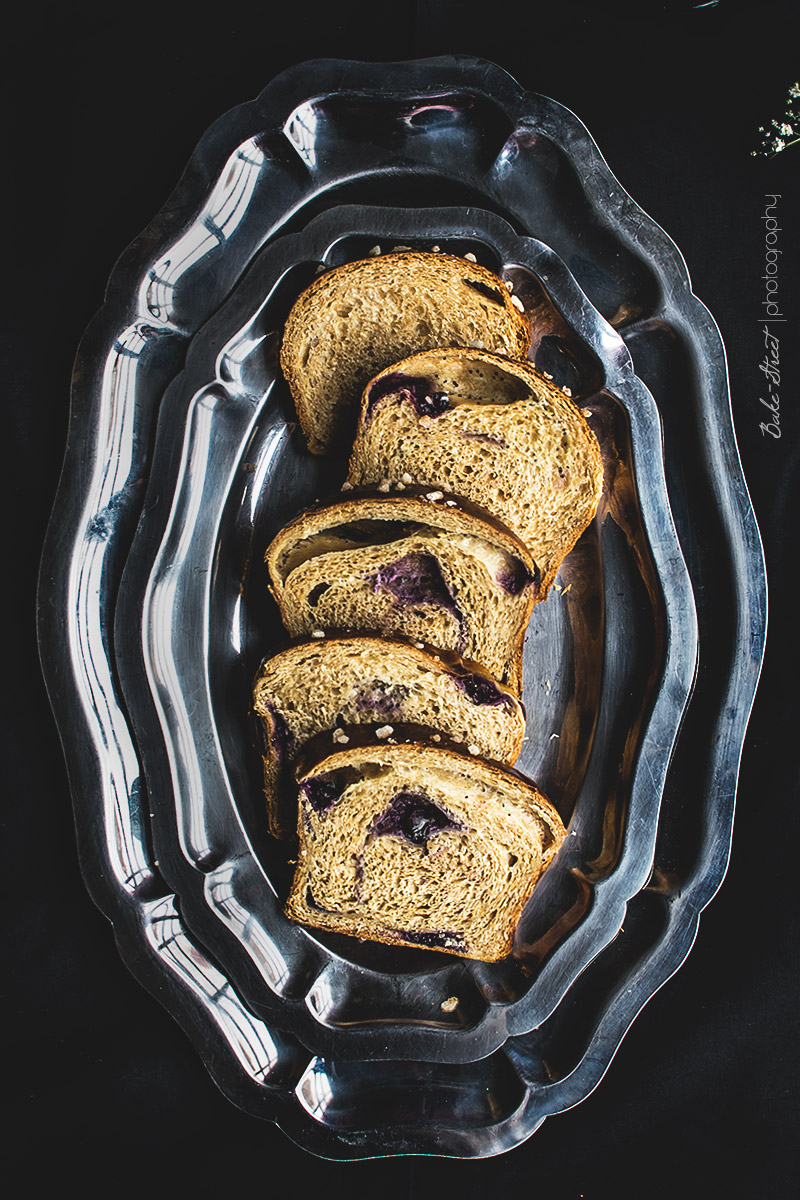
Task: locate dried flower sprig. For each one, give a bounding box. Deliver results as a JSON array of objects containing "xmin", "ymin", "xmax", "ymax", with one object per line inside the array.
[{"xmin": 752, "ymin": 82, "xmax": 800, "ymax": 157}]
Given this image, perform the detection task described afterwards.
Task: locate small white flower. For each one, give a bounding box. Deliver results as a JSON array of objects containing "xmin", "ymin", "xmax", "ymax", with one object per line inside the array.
[
  {"xmin": 368, "ymin": 245, "xmax": 381, "ymax": 256},
  {"xmin": 401, "ymin": 472, "xmax": 413, "ymax": 484},
  {"xmin": 332, "ymin": 729, "xmax": 350, "ymax": 744},
  {"xmin": 375, "ymin": 725, "xmax": 394, "ymax": 739},
  {"xmin": 510, "ymin": 295, "xmax": 525, "ymax": 312},
  {"xmin": 311, "ymin": 629, "xmax": 325, "ymax": 639},
  {"xmin": 464, "ymin": 252, "xmax": 477, "ymax": 262},
  {"xmin": 425, "ymin": 491, "xmax": 444, "ymax": 502}
]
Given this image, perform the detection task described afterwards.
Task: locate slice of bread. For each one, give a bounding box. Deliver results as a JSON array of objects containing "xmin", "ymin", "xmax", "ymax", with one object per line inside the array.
[
  {"xmin": 280, "ymin": 252, "xmax": 531, "ymax": 454},
  {"xmin": 285, "ymin": 735, "xmax": 566, "ymax": 962},
  {"xmin": 264, "ymin": 489, "xmax": 539, "ymax": 693},
  {"xmin": 252, "ymin": 634, "xmax": 527, "ymax": 838},
  {"xmin": 347, "ymin": 348, "xmax": 604, "ymax": 595}
]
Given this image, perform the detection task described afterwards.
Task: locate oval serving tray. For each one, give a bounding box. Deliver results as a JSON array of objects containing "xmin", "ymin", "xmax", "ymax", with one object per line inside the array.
[
  {"xmin": 111, "ymin": 201, "xmax": 696, "ymax": 1065},
  {"xmin": 37, "ymin": 57, "xmax": 766, "ymax": 1157}
]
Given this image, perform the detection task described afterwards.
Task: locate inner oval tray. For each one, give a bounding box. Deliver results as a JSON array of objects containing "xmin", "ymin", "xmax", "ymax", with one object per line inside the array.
[
  {"xmin": 37, "ymin": 56, "xmax": 766, "ymax": 1158},
  {"xmin": 112, "ymin": 202, "xmax": 695, "ymax": 1064}
]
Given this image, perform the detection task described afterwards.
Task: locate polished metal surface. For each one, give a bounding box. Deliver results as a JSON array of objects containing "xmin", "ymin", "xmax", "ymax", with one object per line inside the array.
[
  {"xmin": 37, "ymin": 56, "xmax": 766, "ymax": 1158},
  {"xmin": 113, "ymin": 202, "xmax": 696, "ymax": 1063}
]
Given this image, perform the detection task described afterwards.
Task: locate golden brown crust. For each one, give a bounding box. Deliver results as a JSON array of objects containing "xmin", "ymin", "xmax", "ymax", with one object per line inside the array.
[{"xmin": 293, "ymin": 719, "xmax": 525, "ymax": 782}]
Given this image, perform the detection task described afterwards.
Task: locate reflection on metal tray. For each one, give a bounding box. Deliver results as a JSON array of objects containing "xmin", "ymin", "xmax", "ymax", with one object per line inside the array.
[{"xmin": 37, "ymin": 57, "xmax": 766, "ymax": 1159}]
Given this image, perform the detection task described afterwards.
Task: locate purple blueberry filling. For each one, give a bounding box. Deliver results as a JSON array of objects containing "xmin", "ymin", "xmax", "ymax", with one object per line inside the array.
[
  {"xmin": 372, "ymin": 552, "xmax": 457, "ymax": 613},
  {"xmin": 370, "ymin": 790, "xmax": 463, "ymax": 848},
  {"xmin": 496, "ymin": 559, "xmax": 540, "ymax": 597},
  {"xmin": 366, "ymin": 372, "xmax": 451, "ymax": 419},
  {"xmin": 398, "ymin": 929, "xmax": 466, "ymax": 951},
  {"xmin": 300, "ymin": 775, "xmax": 344, "ymax": 814},
  {"xmin": 354, "ymin": 681, "xmax": 408, "ymax": 719},
  {"xmin": 453, "ymin": 672, "xmax": 509, "ymax": 706},
  {"xmin": 371, "ymin": 552, "xmax": 467, "ymax": 653},
  {"xmin": 262, "ymin": 702, "xmax": 295, "ymax": 762}
]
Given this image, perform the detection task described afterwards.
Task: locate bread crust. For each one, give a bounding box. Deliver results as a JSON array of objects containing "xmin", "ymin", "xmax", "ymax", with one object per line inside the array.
[
  {"xmin": 280, "ymin": 252, "xmax": 531, "ymax": 454},
  {"xmin": 265, "ymin": 486, "xmax": 537, "ymax": 583},
  {"xmin": 293, "ymin": 718, "xmax": 526, "ymax": 781}
]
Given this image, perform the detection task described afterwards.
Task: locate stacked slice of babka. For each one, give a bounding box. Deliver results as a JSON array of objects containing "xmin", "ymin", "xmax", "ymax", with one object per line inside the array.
[{"xmin": 252, "ymin": 250, "xmax": 603, "ymax": 962}]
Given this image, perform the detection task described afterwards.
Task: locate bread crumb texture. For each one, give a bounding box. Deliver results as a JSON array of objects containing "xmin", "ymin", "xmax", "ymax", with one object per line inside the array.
[
  {"xmin": 348, "ymin": 347, "xmax": 602, "ymax": 593},
  {"xmin": 253, "ymin": 635, "xmax": 526, "ymax": 838},
  {"xmin": 286, "ymin": 742, "xmax": 566, "ymax": 961},
  {"xmin": 280, "ymin": 253, "xmax": 531, "ymax": 453}
]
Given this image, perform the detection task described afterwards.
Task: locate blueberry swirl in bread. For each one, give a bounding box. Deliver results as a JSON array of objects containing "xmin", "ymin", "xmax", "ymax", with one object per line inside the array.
[
  {"xmin": 253, "ymin": 634, "xmax": 527, "ymax": 839},
  {"xmin": 285, "ymin": 734, "xmax": 566, "ymax": 963}
]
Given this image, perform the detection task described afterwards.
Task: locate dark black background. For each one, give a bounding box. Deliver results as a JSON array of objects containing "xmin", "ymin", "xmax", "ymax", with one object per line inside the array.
[{"xmin": 5, "ymin": 1, "xmax": 798, "ymax": 1194}]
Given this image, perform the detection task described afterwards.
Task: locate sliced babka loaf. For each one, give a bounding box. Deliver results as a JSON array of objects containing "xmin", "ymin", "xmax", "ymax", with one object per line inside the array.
[
  {"xmin": 280, "ymin": 252, "xmax": 530, "ymax": 454},
  {"xmin": 285, "ymin": 734, "xmax": 566, "ymax": 962},
  {"xmin": 264, "ymin": 489, "xmax": 539, "ymax": 693},
  {"xmin": 347, "ymin": 347, "xmax": 603, "ymax": 595}
]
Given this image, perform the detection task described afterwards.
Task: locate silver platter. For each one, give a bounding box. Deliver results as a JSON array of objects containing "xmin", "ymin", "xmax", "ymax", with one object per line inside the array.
[{"xmin": 37, "ymin": 56, "xmax": 766, "ymax": 1159}]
